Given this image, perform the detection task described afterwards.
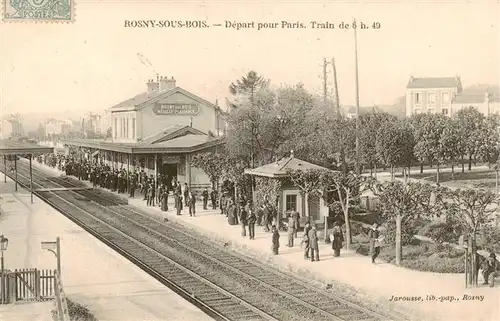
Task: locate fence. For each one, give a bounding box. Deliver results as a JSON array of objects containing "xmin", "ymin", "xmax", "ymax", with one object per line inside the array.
[{"xmin": 0, "ymin": 268, "xmax": 56, "ymax": 304}]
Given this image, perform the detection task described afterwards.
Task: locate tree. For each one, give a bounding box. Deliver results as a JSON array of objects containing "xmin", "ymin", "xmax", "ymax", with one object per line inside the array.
[
  {"xmin": 320, "ymin": 170, "xmax": 373, "ymax": 250},
  {"xmin": 439, "ymin": 118, "xmax": 462, "ymax": 180},
  {"xmin": 229, "ymin": 70, "xmax": 269, "ymax": 107},
  {"xmin": 359, "ymin": 111, "xmax": 398, "ymax": 177},
  {"xmin": 413, "ymin": 114, "xmax": 448, "ymax": 183},
  {"xmin": 375, "ymin": 120, "xmax": 408, "ymax": 180},
  {"xmin": 190, "ymin": 152, "xmax": 226, "ymax": 189},
  {"xmin": 454, "ymin": 107, "xmax": 486, "ymax": 171},
  {"xmin": 371, "ymin": 181, "xmax": 439, "ymax": 265}
]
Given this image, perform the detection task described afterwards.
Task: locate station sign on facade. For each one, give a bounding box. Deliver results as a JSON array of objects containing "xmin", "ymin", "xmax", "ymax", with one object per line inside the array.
[{"xmin": 153, "ymin": 103, "xmax": 200, "ymax": 116}]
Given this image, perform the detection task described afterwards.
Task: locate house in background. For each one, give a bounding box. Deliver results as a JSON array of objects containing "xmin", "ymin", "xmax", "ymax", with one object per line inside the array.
[
  {"xmin": 452, "ymin": 92, "xmax": 500, "ymax": 116},
  {"xmin": 405, "ymin": 76, "xmax": 462, "ymax": 117},
  {"xmin": 405, "ymin": 76, "xmax": 499, "ymax": 117}
]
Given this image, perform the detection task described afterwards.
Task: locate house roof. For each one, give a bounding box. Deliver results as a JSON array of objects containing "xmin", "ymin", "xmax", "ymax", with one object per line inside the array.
[
  {"xmin": 0, "ymin": 138, "xmax": 54, "ymax": 155},
  {"xmin": 407, "ymin": 77, "xmax": 461, "ymax": 89},
  {"xmin": 60, "ymin": 125, "xmax": 225, "ymax": 154},
  {"xmin": 452, "ymin": 92, "xmax": 500, "ymax": 104},
  {"xmin": 244, "ymin": 155, "xmax": 328, "ymax": 178},
  {"xmin": 110, "ymin": 86, "xmax": 228, "ymax": 117}
]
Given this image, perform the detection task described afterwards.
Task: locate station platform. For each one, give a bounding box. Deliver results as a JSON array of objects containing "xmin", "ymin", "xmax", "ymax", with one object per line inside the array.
[
  {"xmin": 27, "ymin": 159, "xmax": 500, "ymax": 321},
  {"xmin": 0, "ymin": 178, "xmax": 212, "ymax": 321}
]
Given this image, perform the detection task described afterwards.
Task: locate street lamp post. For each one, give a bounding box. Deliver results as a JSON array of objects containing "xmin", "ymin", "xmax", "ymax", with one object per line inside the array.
[
  {"xmin": 0, "ymin": 235, "xmax": 9, "ymax": 273},
  {"xmin": 0, "ymin": 235, "xmax": 9, "ymax": 305}
]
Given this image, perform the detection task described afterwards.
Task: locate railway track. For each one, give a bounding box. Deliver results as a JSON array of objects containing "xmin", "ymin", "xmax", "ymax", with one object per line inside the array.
[{"xmin": 2, "ymin": 159, "xmax": 408, "ymax": 321}]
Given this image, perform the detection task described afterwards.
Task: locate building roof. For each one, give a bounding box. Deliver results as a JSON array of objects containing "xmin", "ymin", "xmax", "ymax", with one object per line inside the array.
[
  {"xmin": 452, "ymin": 92, "xmax": 500, "ymax": 104},
  {"xmin": 111, "ymin": 86, "xmax": 228, "ymax": 117},
  {"xmin": 60, "ymin": 125, "xmax": 225, "ymax": 154},
  {"xmin": 0, "ymin": 138, "xmax": 54, "ymax": 155},
  {"xmin": 244, "ymin": 154, "xmax": 328, "ymax": 178},
  {"xmin": 407, "ymin": 77, "xmax": 461, "ymax": 89},
  {"xmin": 139, "ymin": 125, "xmax": 205, "ymax": 144}
]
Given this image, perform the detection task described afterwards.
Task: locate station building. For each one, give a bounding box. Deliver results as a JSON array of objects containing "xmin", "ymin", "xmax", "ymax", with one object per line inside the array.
[{"xmin": 61, "ymin": 76, "xmax": 227, "ymax": 191}]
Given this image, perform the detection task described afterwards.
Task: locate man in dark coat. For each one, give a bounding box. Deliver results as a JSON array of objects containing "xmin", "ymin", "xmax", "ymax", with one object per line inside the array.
[
  {"xmin": 308, "ymin": 225, "xmax": 320, "ymax": 262},
  {"xmin": 247, "ymin": 203, "xmax": 256, "ymax": 240},
  {"xmin": 202, "ymin": 188, "xmax": 209, "ymax": 210},
  {"xmin": 272, "ymin": 225, "xmax": 280, "ymax": 255},
  {"xmin": 239, "ymin": 205, "xmax": 247, "ymax": 237},
  {"xmin": 183, "ymin": 183, "xmax": 189, "ymax": 207},
  {"xmin": 188, "ymin": 191, "xmax": 196, "ymax": 217},
  {"xmin": 369, "ymin": 223, "xmax": 381, "ymax": 264},
  {"xmin": 175, "ymin": 193, "xmax": 182, "ymax": 215},
  {"xmin": 210, "ymin": 189, "xmax": 217, "ymax": 210},
  {"xmin": 302, "ymin": 221, "xmax": 312, "ymax": 259}
]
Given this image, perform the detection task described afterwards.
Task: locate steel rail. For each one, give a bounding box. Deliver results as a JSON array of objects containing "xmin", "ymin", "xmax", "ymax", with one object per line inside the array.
[
  {"xmin": 12, "ymin": 161, "xmax": 408, "ymax": 321},
  {"xmin": 0, "ymin": 164, "xmax": 277, "ymax": 321}
]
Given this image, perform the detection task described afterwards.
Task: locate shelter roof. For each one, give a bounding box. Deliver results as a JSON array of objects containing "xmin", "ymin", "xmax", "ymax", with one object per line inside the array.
[
  {"xmin": 244, "ymin": 154, "xmax": 328, "ymax": 178},
  {"xmin": 0, "ymin": 138, "xmax": 54, "ymax": 155}
]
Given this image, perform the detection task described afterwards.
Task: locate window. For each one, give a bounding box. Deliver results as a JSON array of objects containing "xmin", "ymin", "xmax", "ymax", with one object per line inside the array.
[
  {"xmin": 114, "ymin": 118, "xmax": 117, "ymax": 139},
  {"xmin": 428, "ymin": 92, "xmax": 436, "ymax": 104},
  {"xmin": 442, "ymin": 108, "xmax": 448, "ymax": 116},
  {"xmin": 427, "ymin": 109, "xmax": 435, "ymax": 114},
  {"xmin": 122, "ymin": 118, "xmax": 125, "ymax": 138},
  {"xmin": 415, "ymin": 93, "xmax": 421, "ymax": 104},
  {"xmin": 285, "ymin": 194, "xmax": 297, "ymax": 212},
  {"xmin": 132, "ymin": 118, "xmax": 136, "ymax": 139},
  {"xmin": 126, "ymin": 118, "xmax": 129, "ymax": 138},
  {"xmin": 442, "ymin": 92, "xmax": 450, "ymax": 104},
  {"xmin": 414, "ymin": 109, "xmax": 421, "ymax": 114}
]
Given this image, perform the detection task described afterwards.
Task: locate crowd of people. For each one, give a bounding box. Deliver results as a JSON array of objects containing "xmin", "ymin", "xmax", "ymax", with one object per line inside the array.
[{"xmin": 35, "ymin": 152, "xmax": 352, "ymax": 261}]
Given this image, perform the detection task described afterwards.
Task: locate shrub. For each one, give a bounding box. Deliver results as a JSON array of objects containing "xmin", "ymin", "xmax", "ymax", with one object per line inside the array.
[
  {"xmin": 426, "ymin": 222, "xmax": 459, "ymax": 244},
  {"xmin": 477, "ymin": 225, "xmax": 500, "ymax": 253},
  {"xmin": 52, "ymin": 299, "xmax": 98, "ymax": 321}
]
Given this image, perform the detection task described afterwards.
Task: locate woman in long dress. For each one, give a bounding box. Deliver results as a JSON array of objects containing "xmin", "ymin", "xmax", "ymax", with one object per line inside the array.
[
  {"xmin": 331, "ymin": 222, "xmax": 344, "ymax": 257},
  {"xmin": 161, "ymin": 190, "xmax": 168, "ymax": 211}
]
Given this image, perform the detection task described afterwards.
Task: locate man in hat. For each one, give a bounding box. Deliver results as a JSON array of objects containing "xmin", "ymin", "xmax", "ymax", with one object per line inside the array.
[
  {"xmin": 271, "ymin": 225, "xmax": 280, "ymax": 255},
  {"xmin": 301, "ymin": 221, "xmax": 312, "ymax": 259},
  {"xmin": 483, "ymin": 252, "xmax": 499, "ymax": 287},
  {"xmin": 368, "ymin": 223, "xmax": 381, "ymax": 264},
  {"xmin": 308, "ymin": 225, "xmax": 319, "ymax": 262}
]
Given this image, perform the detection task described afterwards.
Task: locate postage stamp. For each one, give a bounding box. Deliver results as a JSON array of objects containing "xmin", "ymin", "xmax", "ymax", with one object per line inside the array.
[{"xmin": 2, "ymin": 0, "xmax": 74, "ymax": 22}]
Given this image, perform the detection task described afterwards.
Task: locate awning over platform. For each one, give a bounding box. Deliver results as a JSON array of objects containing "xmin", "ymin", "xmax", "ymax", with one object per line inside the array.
[
  {"xmin": 0, "ymin": 139, "xmax": 54, "ymax": 155},
  {"xmin": 60, "ymin": 129, "xmax": 225, "ymax": 155},
  {"xmin": 91, "ymin": 150, "xmax": 100, "ymax": 157}
]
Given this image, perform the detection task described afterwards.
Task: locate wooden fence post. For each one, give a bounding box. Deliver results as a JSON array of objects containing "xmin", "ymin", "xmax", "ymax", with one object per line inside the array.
[{"xmin": 35, "ymin": 269, "xmax": 41, "ymax": 301}]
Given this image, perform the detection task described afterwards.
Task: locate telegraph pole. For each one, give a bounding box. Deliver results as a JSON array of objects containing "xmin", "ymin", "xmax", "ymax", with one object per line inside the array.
[
  {"xmin": 331, "ymin": 56, "xmax": 341, "ymax": 117},
  {"xmin": 323, "ymin": 58, "xmax": 329, "ymax": 109},
  {"xmin": 354, "ymin": 18, "xmax": 361, "ymax": 175}
]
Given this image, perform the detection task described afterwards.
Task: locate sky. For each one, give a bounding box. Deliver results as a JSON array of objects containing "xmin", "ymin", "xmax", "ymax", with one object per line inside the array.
[{"xmin": 0, "ymin": 0, "xmax": 499, "ymax": 117}]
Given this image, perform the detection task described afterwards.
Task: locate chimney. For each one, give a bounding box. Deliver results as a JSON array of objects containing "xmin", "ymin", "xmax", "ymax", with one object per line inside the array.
[
  {"xmin": 408, "ymin": 75, "xmax": 414, "ymax": 84},
  {"xmin": 146, "ymin": 79, "xmax": 159, "ymax": 94},
  {"xmin": 159, "ymin": 76, "xmax": 176, "ymax": 92}
]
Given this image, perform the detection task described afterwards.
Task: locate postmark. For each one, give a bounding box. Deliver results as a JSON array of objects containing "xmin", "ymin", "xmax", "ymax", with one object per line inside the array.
[{"xmin": 2, "ymin": 0, "xmax": 74, "ymax": 22}]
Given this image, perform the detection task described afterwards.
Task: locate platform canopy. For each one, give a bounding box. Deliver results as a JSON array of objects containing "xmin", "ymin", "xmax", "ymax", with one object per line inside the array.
[
  {"xmin": 244, "ymin": 152, "xmax": 329, "ymax": 178},
  {"xmin": 60, "ymin": 125, "xmax": 225, "ymax": 154},
  {"xmin": 0, "ymin": 138, "xmax": 54, "ymax": 155}
]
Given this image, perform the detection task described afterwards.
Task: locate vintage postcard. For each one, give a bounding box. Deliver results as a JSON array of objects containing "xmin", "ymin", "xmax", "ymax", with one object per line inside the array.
[{"xmin": 0, "ymin": 1, "xmax": 499, "ymax": 321}]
